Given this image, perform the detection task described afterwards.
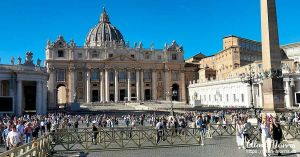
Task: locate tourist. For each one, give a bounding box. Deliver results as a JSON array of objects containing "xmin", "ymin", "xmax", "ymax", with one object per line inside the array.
[
  {"xmin": 243, "ymin": 121, "xmax": 252, "ymax": 148},
  {"xmin": 155, "ymin": 119, "xmax": 163, "ymax": 144},
  {"xmin": 6, "ymin": 125, "xmax": 22, "ymax": 149},
  {"xmin": 2, "ymin": 125, "xmax": 10, "ymax": 150},
  {"xmin": 24, "ymin": 122, "xmax": 33, "ymax": 143},
  {"xmin": 92, "ymin": 122, "xmax": 98, "ymax": 145},
  {"xmin": 270, "ymin": 118, "xmax": 283, "ymax": 156},
  {"xmin": 261, "ymin": 119, "xmax": 272, "ymax": 157},
  {"xmin": 236, "ymin": 120, "xmax": 245, "ymax": 149}
]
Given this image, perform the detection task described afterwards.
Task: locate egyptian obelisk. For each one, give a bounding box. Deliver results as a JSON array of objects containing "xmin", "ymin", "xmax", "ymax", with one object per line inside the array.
[{"xmin": 261, "ymin": 0, "xmax": 284, "ymax": 113}]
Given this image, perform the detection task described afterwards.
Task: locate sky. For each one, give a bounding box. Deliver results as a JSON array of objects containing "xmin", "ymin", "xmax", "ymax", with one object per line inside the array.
[{"xmin": 0, "ymin": 0, "xmax": 299, "ymax": 64}]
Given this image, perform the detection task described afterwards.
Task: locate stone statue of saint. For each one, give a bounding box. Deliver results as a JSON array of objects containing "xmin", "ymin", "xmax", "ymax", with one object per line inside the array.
[
  {"xmin": 11, "ymin": 57, "xmax": 15, "ymax": 65},
  {"xmin": 138, "ymin": 42, "xmax": 143, "ymax": 49},
  {"xmin": 17, "ymin": 56, "xmax": 21, "ymax": 65},
  {"xmin": 37, "ymin": 58, "xmax": 41, "ymax": 67}
]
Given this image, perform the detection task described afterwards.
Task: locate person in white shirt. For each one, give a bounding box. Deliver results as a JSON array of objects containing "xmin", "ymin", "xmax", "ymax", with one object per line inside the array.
[
  {"xmin": 155, "ymin": 119, "xmax": 163, "ymax": 144},
  {"xmin": 261, "ymin": 119, "xmax": 272, "ymax": 157},
  {"xmin": 6, "ymin": 125, "xmax": 21, "ymax": 149}
]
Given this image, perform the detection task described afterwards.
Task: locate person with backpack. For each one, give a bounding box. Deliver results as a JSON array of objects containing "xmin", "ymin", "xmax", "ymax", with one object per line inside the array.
[
  {"xmin": 271, "ymin": 118, "xmax": 283, "ymax": 156},
  {"xmin": 92, "ymin": 122, "xmax": 98, "ymax": 145}
]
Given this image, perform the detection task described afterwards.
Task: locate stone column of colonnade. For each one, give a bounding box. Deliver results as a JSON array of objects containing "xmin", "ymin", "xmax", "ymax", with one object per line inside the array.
[
  {"xmin": 36, "ymin": 81, "xmax": 42, "ymax": 114},
  {"xmin": 136, "ymin": 70, "xmax": 140, "ymax": 101},
  {"xmin": 86, "ymin": 70, "xmax": 91, "ymax": 103},
  {"xmin": 127, "ymin": 70, "xmax": 131, "ymax": 101},
  {"xmin": 100, "ymin": 70, "xmax": 105, "ymax": 102},
  {"xmin": 115, "ymin": 70, "xmax": 119, "ymax": 102},
  {"xmin": 0, "ymin": 80, "xmax": 2, "ymax": 96},
  {"xmin": 48, "ymin": 69, "xmax": 56, "ymax": 108},
  {"xmin": 105, "ymin": 69, "xmax": 109, "ymax": 102},
  {"xmin": 16, "ymin": 80, "xmax": 22, "ymax": 116},
  {"xmin": 151, "ymin": 70, "xmax": 157, "ymax": 100},
  {"xmin": 180, "ymin": 72, "xmax": 186, "ymax": 102},
  {"xmin": 285, "ymin": 80, "xmax": 292, "ymax": 108},
  {"xmin": 42, "ymin": 80, "xmax": 47, "ymax": 115},
  {"xmin": 140, "ymin": 70, "xmax": 145, "ymax": 101}
]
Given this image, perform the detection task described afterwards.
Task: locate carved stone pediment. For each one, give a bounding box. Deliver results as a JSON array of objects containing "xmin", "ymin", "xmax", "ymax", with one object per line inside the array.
[{"xmin": 106, "ymin": 54, "xmax": 136, "ymax": 62}]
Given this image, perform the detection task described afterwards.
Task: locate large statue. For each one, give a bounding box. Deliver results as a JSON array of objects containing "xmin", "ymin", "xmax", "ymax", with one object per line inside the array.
[
  {"xmin": 10, "ymin": 57, "xmax": 15, "ymax": 65},
  {"xmin": 24, "ymin": 51, "xmax": 34, "ymax": 66},
  {"xmin": 37, "ymin": 58, "xmax": 41, "ymax": 67},
  {"xmin": 17, "ymin": 56, "xmax": 21, "ymax": 65}
]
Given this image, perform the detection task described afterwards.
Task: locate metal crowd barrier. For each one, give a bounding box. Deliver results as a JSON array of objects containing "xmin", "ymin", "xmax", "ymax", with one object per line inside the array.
[
  {"xmin": 1, "ymin": 124, "xmax": 299, "ymax": 156},
  {"xmin": 0, "ymin": 134, "xmax": 51, "ymax": 157}
]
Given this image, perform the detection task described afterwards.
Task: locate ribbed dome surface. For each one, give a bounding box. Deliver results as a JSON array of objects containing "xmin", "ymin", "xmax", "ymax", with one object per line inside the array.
[{"xmin": 85, "ymin": 8, "xmax": 124, "ymax": 47}]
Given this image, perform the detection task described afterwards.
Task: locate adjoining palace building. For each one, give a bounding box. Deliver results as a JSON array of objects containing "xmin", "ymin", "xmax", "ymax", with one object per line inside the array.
[
  {"xmin": 46, "ymin": 8, "xmax": 189, "ymax": 109},
  {"xmin": 188, "ymin": 36, "xmax": 300, "ymax": 109}
]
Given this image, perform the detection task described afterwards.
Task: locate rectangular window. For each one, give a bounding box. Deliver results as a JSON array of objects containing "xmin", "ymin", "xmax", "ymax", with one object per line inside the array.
[
  {"xmin": 77, "ymin": 53, "xmax": 83, "ymax": 58},
  {"xmin": 233, "ymin": 94, "xmax": 236, "ymax": 102},
  {"xmin": 145, "ymin": 53, "xmax": 151, "ymax": 60},
  {"xmin": 172, "ymin": 54, "xmax": 177, "ymax": 60},
  {"xmin": 226, "ymin": 94, "xmax": 229, "ymax": 101},
  {"xmin": 77, "ymin": 72, "xmax": 83, "ymax": 82},
  {"xmin": 131, "ymin": 72, "xmax": 136, "ymax": 81},
  {"xmin": 119, "ymin": 71, "xmax": 126, "ymax": 81},
  {"xmin": 109, "ymin": 72, "xmax": 114, "ymax": 82},
  {"xmin": 241, "ymin": 94, "xmax": 244, "ymax": 102},
  {"xmin": 58, "ymin": 50, "xmax": 64, "ymax": 57},
  {"xmin": 172, "ymin": 72, "xmax": 179, "ymax": 81},
  {"xmin": 92, "ymin": 53, "xmax": 99, "ymax": 58},
  {"xmin": 109, "ymin": 54, "xmax": 113, "ymax": 58},
  {"xmin": 57, "ymin": 69, "xmax": 65, "ymax": 82},
  {"xmin": 144, "ymin": 71, "xmax": 151, "ymax": 81},
  {"xmin": 158, "ymin": 55, "xmax": 162, "ymax": 60},
  {"xmin": 91, "ymin": 69, "xmax": 100, "ymax": 81},
  {"xmin": 131, "ymin": 54, "xmax": 135, "ymax": 58}
]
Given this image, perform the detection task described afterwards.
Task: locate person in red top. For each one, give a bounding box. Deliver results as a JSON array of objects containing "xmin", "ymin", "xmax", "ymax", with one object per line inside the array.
[{"xmin": 24, "ymin": 123, "xmax": 33, "ymax": 143}]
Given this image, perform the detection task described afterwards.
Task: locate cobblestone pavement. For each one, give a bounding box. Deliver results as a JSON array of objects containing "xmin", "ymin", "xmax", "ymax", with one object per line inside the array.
[{"xmin": 54, "ymin": 137, "xmax": 297, "ymax": 157}]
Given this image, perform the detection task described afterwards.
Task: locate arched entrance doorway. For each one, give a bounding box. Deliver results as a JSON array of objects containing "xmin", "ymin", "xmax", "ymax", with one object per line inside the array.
[
  {"xmin": 172, "ymin": 84, "xmax": 179, "ymax": 101},
  {"xmin": 57, "ymin": 85, "xmax": 67, "ymax": 105}
]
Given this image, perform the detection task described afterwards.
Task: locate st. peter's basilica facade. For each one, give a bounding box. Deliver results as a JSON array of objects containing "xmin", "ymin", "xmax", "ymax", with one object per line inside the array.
[{"xmin": 46, "ymin": 8, "xmax": 187, "ymax": 109}]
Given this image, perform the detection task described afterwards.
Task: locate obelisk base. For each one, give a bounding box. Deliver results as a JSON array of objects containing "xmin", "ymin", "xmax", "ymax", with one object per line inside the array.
[{"xmin": 262, "ymin": 78, "xmax": 285, "ymax": 116}]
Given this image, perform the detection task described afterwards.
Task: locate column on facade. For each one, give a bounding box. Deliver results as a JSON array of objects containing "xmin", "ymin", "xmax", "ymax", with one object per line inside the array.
[
  {"xmin": 151, "ymin": 70, "xmax": 157, "ymax": 100},
  {"xmin": 0, "ymin": 80, "xmax": 2, "ymax": 96},
  {"xmin": 105, "ymin": 69, "xmax": 109, "ymax": 102},
  {"xmin": 16, "ymin": 80, "xmax": 22, "ymax": 116},
  {"xmin": 48, "ymin": 69, "xmax": 56, "ymax": 109},
  {"xmin": 285, "ymin": 80, "xmax": 292, "ymax": 108},
  {"xmin": 140, "ymin": 70, "xmax": 144, "ymax": 101},
  {"xmin": 86, "ymin": 69, "xmax": 91, "ymax": 103},
  {"xmin": 247, "ymin": 84, "xmax": 252, "ymax": 108},
  {"xmin": 36, "ymin": 81, "xmax": 42, "ymax": 114},
  {"xmin": 69, "ymin": 67, "xmax": 76, "ymax": 103},
  {"xmin": 127, "ymin": 70, "xmax": 131, "ymax": 101},
  {"xmin": 258, "ymin": 82, "xmax": 264, "ymax": 108},
  {"xmin": 114, "ymin": 70, "xmax": 119, "ymax": 102},
  {"xmin": 100, "ymin": 70, "xmax": 105, "ymax": 102},
  {"xmin": 42, "ymin": 80, "xmax": 47, "ymax": 115},
  {"xmin": 164, "ymin": 70, "xmax": 171, "ymax": 101},
  {"xmin": 180, "ymin": 72, "xmax": 186, "ymax": 102},
  {"xmin": 136, "ymin": 70, "xmax": 140, "ymax": 101}
]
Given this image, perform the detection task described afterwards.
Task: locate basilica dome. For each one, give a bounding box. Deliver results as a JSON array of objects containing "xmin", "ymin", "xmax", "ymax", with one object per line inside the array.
[{"xmin": 85, "ymin": 8, "xmax": 124, "ymax": 47}]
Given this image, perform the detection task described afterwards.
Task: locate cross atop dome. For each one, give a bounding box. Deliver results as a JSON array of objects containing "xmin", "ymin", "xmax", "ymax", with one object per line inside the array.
[{"xmin": 100, "ymin": 7, "xmax": 110, "ymax": 23}]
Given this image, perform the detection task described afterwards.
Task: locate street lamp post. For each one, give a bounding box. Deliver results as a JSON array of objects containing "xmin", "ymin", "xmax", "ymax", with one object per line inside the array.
[{"xmin": 240, "ymin": 65, "xmax": 256, "ymax": 116}]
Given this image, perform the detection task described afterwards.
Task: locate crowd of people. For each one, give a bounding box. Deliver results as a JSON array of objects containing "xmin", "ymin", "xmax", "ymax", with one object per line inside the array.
[{"xmin": 0, "ymin": 110, "xmax": 299, "ymax": 156}]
